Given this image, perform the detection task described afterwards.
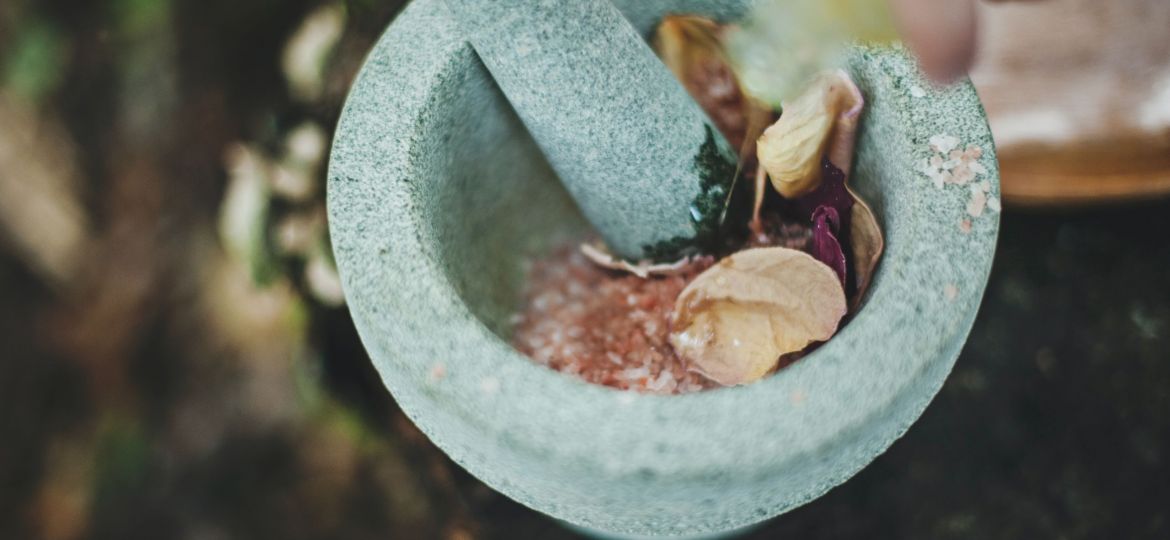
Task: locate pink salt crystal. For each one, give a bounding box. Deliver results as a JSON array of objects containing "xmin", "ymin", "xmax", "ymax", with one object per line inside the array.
[
  {"xmin": 959, "ymin": 219, "xmax": 973, "ymax": 233},
  {"xmin": 930, "ymin": 134, "xmax": 959, "ymax": 154},
  {"xmin": 511, "ymin": 244, "xmax": 718, "ymax": 394},
  {"xmin": 430, "ymin": 363, "xmax": 447, "ymax": 381},
  {"xmin": 967, "ymin": 189, "xmax": 987, "ymax": 217},
  {"xmin": 951, "ymin": 165, "xmax": 975, "ymax": 185},
  {"xmin": 944, "ymin": 284, "xmax": 959, "ymax": 301}
]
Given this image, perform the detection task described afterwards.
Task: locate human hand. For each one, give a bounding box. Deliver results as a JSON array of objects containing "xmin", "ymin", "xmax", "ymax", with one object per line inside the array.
[{"xmin": 891, "ymin": 0, "xmax": 1044, "ymax": 83}]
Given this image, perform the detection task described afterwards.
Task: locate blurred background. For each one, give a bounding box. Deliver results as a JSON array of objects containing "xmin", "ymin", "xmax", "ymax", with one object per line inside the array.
[{"xmin": 0, "ymin": 0, "xmax": 1168, "ymax": 539}]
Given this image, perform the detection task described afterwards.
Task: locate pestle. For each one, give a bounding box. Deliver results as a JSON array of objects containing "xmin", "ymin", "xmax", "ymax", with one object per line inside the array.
[{"xmin": 440, "ymin": 0, "xmax": 739, "ymax": 262}]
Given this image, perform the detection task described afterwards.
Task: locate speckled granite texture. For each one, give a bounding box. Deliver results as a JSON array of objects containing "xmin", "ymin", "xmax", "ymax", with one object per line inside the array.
[
  {"xmin": 326, "ymin": 0, "xmax": 1000, "ymax": 537},
  {"xmin": 440, "ymin": 0, "xmax": 737, "ymax": 261}
]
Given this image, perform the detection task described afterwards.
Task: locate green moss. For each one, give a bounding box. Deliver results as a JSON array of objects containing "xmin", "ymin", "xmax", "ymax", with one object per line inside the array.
[{"xmin": 640, "ymin": 124, "xmax": 737, "ymax": 262}]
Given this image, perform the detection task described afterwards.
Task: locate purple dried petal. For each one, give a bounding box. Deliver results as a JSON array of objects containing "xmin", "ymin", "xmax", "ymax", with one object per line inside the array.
[
  {"xmin": 810, "ymin": 205, "xmax": 847, "ymax": 285},
  {"xmin": 786, "ymin": 158, "xmax": 855, "ymax": 291},
  {"xmin": 793, "ymin": 159, "xmax": 854, "ymax": 232}
]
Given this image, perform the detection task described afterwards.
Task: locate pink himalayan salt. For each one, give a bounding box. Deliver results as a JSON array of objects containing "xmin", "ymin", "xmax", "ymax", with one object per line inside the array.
[
  {"xmin": 513, "ymin": 221, "xmax": 815, "ymax": 395},
  {"xmin": 512, "ymin": 245, "xmax": 717, "ymax": 394}
]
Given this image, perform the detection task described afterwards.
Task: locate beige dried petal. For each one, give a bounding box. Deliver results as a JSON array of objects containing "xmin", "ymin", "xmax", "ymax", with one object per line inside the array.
[
  {"xmin": 848, "ymin": 189, "xmax": 884, "ymax": 309},
  {"xmin": 656, "ymin": 16, "xmax": 754, "ymax": 152},
  {"xmin": 757, "ymin": 70, "xmax": 864, "ymax": 198},
  {"xmin": 580, "ymin": 243, "xmax": 695, "ymax": 278},
  {"xmin": 669, "ymin": 247, "xmax": 847, "ymax": 386},
  {"xmin": 750, "ymin": 165, "xmax": 768, "ymax": 232},
  {"xmin": 825, "ymin": 73, "xmax": 865, "ymax": 177}
]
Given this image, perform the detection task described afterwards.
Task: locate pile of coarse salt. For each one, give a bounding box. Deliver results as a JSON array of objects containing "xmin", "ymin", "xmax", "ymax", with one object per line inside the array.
[
  {"xmin": 920, "ymin": 134, "xmax": 1000, "ymax": 231},
  {"xmin": 511, "ymin": 245, "xmax": 718, "ymax": 395}
]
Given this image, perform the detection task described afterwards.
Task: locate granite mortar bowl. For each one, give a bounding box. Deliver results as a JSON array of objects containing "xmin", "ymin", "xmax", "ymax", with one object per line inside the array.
[{"xmin": 327, "ymin": 0, "xmax": 1000, "ymax": 537}]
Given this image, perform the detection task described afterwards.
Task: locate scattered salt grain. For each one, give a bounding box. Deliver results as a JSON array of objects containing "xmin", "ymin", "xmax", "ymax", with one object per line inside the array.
[
  {"xmin": 910, "ymin": 85, "xmax": 926, "ymax": 98},
  {"xmin": 480, "ymin": 376, "xmax": 500, "ymax": 395},
  {"xmin": 619, "ymin": 366, "xmax": 651, "ymax": 381},
  {"xmin": 951, "ymin": 166, "xmax": 975, "ymax": 185},
  {"xmin": 921, "ymin": 137, "xmax": 997, "ymax": 224},
  {"xmin": 929, "ymin": 134, "xmax": 960, "ymax": 154},
  {"xmin": 944, "ymin": 284, "xmax": 959, "ymax": 301},
  {"xmin": 429, "ymin": 362, "xmax": 447, "ymax": 382},
  {"xmin": 510, "ymin": 244, "xmax": 717, "ymax": 394},
  {"xmin": 646, "ymin": 370, "xmax": 676, "ymax": 394},
  {"xmin": 967, "ymin": 189, "xmax": 987, "ymax": 217}
]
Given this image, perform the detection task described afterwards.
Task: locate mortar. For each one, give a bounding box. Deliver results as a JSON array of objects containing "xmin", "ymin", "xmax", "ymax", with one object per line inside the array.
[{"xmin": 327, "ymin": 0, "xmax": 1000, "ymax": 537}]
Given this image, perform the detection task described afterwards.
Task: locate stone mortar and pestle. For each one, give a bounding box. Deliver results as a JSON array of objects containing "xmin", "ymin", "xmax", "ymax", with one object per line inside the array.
[{"xmin": 327, "ymin": 0, "xmax": 1000, "ymax": 537}]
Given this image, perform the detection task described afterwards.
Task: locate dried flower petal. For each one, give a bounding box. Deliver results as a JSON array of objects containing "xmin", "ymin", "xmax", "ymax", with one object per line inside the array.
[
  {"xmin": 750, "ymin": 165, "xmax": 768, "ymax": 233},
  {"xmin": 793, "ymin": 159, "xmax": 854, "ymax": 225},
  {"xmin": 810, "ymin": 205, "xmax": 847, "ymax": 285},
  {"xmin": 848, "ymin": 193, "xmax": 883, "ymax": 306},
  {"xmin": 580, "ymin": 242, "xmax": 704, "ymax": 278},
  {"xmin": 655, "ymin": 15, "xmax": 765, "ymax": 153},
  {"xmin": 757, "ymin": 70, "xmax": 864, "ymax": 198},
  {"xmin": 826, "ymin": 77, "xmax": 865, "ymax": 178},
  {"xmin": 669, "ymin": 247, "xmax": 847, "ymax": 386}
]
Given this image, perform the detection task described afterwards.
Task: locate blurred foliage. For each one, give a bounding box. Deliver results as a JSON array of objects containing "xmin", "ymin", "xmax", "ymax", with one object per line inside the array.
[
  {"xmin": 111, "ymin": 0, "xmax": 171, "ymax": 36},
  {"xmin": 2, "ymin": 18, "xmax": 67, "ymax": 101}
]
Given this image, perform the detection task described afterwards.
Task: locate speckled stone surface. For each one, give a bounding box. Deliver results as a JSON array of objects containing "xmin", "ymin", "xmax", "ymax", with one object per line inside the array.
[
  {"xmin": 439, "ymin": 0, "xmax": 737, "ymax": 261},
  {"xmin": 326, "ymin": 0, "xmax": 1000, "ymax": 537}
]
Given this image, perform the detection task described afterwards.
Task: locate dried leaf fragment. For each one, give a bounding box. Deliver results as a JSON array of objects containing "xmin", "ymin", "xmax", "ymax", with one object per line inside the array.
[
  {"xmin": 848, "ymin": 192, "xmax": 883, "ymax": 306},
  {"xmin": 669, "ymin": 247, "xmax": 847, "ymax": 386},
  {"xmin": 757, "ymin": 70, "xmax": 864, "ymax": 198},
  {"xmin": 654, "ymin": 15, "xmax": 773, "ymax": 154},
  {"xmin": 580, "ymin": 242, "xmax": 704, "ymax": 278},
  {"xmin": 794, "ymin": 160, "xmax": 883, "ymax": 308},
  {"xmin": 810, "ymin": 206, "xmax": 846, "ymax": 285}
]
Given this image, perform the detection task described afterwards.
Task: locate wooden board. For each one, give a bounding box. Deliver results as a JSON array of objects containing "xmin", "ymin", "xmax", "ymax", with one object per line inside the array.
[{"xmin": 999, "ymin": 137, "xmax": 1170, "ymax": 206}]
